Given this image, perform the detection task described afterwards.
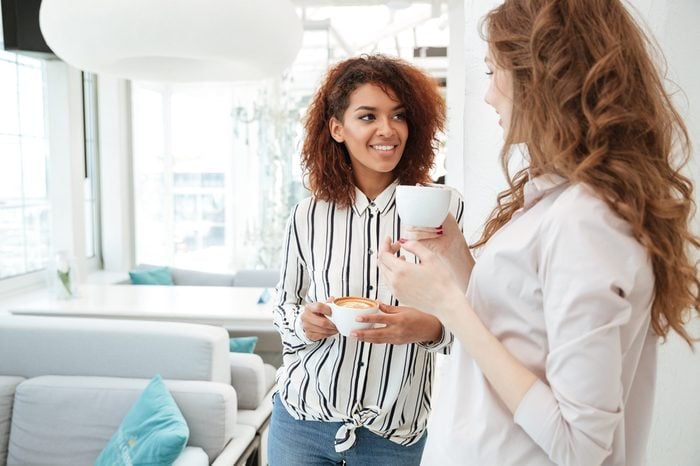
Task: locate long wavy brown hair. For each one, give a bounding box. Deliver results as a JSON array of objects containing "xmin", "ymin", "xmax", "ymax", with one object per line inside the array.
[
  {"xmin": 476, "ymin": 0, "xmax": 699, "ymax": 345},
  {"xmin": 302, "ymin": 54, "xmax": 445, "ymax": 207}
]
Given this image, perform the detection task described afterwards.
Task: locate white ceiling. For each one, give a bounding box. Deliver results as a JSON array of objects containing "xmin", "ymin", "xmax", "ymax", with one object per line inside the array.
[
  {"xmin": 283, "ymin": 1, "xmax": 449, "ymax": 101},
  {"xmin": 294, "ymin": 1, "xmax": 448, "ymax": 61}
]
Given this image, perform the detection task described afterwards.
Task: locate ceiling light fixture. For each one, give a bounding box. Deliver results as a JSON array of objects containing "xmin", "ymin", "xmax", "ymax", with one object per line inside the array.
[{"xmin": 39, "ymin": 0, "xmax": 303, "ymax": 82}]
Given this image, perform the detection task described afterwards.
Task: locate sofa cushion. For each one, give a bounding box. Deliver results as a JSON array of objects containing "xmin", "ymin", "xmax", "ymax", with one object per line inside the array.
[
  {"xmin": 96, "ymin": 375, "xmax": 189, "ymax": 466},
  {"xmin": 233, "ymin": 269, "xmax": 279, "ymax": 287},
  {"xmin": 229, "ymin": 336, "xmax": 258, "ymax": 353},
  {"xmin": 0, "ymin": 376, "xmax": 24, "ymax": 466},
  {"xmin": 7, "ymin": 375, "xmax": 238, "ymax": 465},
  {"xmin": 129, "ymin": 266, "xmax": 175, "ymax": 285}
]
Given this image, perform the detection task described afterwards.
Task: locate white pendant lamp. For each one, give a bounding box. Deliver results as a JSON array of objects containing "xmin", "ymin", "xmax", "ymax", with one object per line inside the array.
[{"xmin": 39, "ymin": 0, "xmax": 303, "ymax": 82}]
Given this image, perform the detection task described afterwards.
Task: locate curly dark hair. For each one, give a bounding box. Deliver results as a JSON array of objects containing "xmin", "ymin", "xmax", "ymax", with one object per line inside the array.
[
  {"xmin": 477, "ymin": 0, "xmax": 700, "ymax": 345},
  {"xmin": 301, "ymin": 54, "xmax": 446, "ymax": 207}
]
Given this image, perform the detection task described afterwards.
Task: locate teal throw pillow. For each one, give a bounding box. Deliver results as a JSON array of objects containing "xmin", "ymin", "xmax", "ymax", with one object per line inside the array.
[
  {"xmin": 129, "ymin": 266, "xmax": 174, "ymax": 285},
  {"xmin": 95, "ymin": 375, "xmax": 189, "ymax": 466},
  {"xmin": 229, "ymin": 336, "xmax": 258, "ymax": 353}
]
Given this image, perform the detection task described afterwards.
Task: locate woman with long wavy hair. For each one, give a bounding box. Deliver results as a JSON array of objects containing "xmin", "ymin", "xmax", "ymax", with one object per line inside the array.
[
  {"xmin": 379, "ymin": 1, "xmax": 699, "ymax": 465},
  {"xmin": 269, "ymin": 54, "xmax": 464, "ymax": 465}
]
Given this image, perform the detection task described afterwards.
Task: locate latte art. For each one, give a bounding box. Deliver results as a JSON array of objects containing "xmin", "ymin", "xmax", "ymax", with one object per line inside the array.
[
  {"xmin": 340, "ymin": 301, "xmax": 373, "ymax": 309},
  {"xmin": 334, "ymin": 297, "xmax": 377, "ymax": 310}
]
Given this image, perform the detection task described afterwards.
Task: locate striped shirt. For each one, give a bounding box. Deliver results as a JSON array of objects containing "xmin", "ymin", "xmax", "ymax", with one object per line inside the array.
[{"xmin": 273, "ymin": 180, "xmax": 464, "ymax": 449}]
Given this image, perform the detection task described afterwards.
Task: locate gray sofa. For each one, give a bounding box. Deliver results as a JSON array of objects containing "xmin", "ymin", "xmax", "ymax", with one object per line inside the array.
[
  {"xmin": 0, "ymin": 315, "xmax": 276, "ymax": 466},
  {"xmin": 129, "ymin": 265, "xmax": 279, "ymax": 288}
]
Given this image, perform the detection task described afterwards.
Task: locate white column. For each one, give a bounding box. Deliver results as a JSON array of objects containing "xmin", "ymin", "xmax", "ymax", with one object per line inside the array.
[
  {"xmin": 45, "ymin": 61, "xmax": 86, "ymax": 280},
  {"xmin": 445, "ymin": 0, "xmax": 465, "ymax": 193},
  {"xmin": 457, "ymin": 0, "xmax": 506, "ymax": 242},
  {"xmin": 97, "ymin": 76, "xmax": 135, "ymax": 272}
]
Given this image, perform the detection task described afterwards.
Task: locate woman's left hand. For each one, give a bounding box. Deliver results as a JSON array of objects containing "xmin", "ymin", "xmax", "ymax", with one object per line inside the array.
[
  {"xmin": 378, "ymin": 236, "xmax": 465, "ymax": 323},
  {"xmin": 401, "ymin": 215, "xmax": 474, "ymax": 292},
  {"xmin": 350, "ymin": 303, "xmax": 443, "ymax": 344}
]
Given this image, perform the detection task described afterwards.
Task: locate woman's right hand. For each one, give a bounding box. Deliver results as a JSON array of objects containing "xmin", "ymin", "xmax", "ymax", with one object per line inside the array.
[
  {"xmin": 300, "ymin": 301, "xmax": 339, "ymax": 341},
  {"xmin": 401, "ymin": 214, "xmax": 474, "ymax": 291}
]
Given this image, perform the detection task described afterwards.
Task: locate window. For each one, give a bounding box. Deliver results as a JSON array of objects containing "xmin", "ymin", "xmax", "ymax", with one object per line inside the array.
[
  {"xmin": 131, "ymin": 80, "xmax": 304, "ymax": 271},
  {"xmin": 0, "ymin": 51, "xmax": 50, "ymax": 279},
  {"xmin": 131, "ymin": 3, "xmax": 448, "ymax": 273}
]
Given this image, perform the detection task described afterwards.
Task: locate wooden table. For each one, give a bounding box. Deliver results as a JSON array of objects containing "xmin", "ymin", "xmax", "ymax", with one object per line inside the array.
[{"xmin": 8, "ymin": 284, "xmax": 275, "ymax": 332}]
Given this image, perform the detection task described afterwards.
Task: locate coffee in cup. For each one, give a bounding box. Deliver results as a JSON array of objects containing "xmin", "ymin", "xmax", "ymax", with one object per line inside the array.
[
  {"xmin": 395, "ymin": 184, "xmax": 451, "ymax": 228},
  {"xmin": 328, "ymin": 297, "xmax": 379, "ymax": 337}
]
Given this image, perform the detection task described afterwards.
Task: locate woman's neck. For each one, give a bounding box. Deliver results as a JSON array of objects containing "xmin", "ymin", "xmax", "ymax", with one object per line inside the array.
[{"xmin": 354, "ymin": 173, "xmax": 395, "ymax": 201}]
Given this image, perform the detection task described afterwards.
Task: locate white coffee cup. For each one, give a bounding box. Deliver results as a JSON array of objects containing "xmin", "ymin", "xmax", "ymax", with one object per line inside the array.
[
  {"xmin": 328, "ymin": 297, "xmax": 379, "ymax": 337},
  {"xmin": 395, "ymin": 185, "xmax": 451, "ymax": 228}
]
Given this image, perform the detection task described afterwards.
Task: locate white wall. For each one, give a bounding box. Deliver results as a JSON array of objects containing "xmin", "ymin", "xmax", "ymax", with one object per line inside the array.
[
  {"xmin": 455, "ymin": 1, "xmax": 700, "ymax": 464},
  {"xmin": 631, "ymin": 2, "xmax": 700, "ymax": 464}
]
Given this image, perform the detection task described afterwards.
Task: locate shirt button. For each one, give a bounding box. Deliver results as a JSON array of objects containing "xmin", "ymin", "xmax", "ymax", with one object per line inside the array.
[
  {"xmin": 359, "ymin": 362, "xmax": 365, "ymax": 367},
  {"xmin": 368, "ymin": 285, "xmax": 374, "ymax": 291},
  {"xmin": 369, "ymin": 202, "xmax": 375, "ymax": 207},
  {"xmin": 367, "ymin": 249, "xmax": 373, "ymax": 255}
]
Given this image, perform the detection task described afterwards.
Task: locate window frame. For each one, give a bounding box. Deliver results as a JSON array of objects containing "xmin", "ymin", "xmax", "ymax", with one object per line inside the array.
[{"xmin": 0, "ymin": 59, "xmax": 102, "ymax": 294}]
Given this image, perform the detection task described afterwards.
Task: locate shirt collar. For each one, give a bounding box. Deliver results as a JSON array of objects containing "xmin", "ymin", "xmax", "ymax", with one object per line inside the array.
[
  {"xmin": 352, "ymin": 179, "xmax": 399, "ymax": 216},
  {"xmin": 523, "ymin": 172, "xmax": 568, "ymax": 209}
]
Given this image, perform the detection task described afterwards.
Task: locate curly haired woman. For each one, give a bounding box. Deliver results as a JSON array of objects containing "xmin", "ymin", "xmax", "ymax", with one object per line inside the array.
[
  {"xmin": 379, "ymin": 1, "xmax": 700, "ymax": 465},
  {"xmin": 268, "ymin": 55, "xmax": 464, "ymax": 465}
]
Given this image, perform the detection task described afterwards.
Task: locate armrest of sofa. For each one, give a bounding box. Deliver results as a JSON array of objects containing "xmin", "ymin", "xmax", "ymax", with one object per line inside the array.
[
  {"xmin": 228, "ymin": 353, "xmax": 276, "ymax": 410},
  {"xmin": 172, "ymin": 447, "xmax": 209, "ymax": 466}
]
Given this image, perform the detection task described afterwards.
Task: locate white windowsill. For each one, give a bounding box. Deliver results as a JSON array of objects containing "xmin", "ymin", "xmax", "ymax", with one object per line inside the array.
[{"xmin": 0, "ymin": 270, "xmax": 129, "ymax": 314}]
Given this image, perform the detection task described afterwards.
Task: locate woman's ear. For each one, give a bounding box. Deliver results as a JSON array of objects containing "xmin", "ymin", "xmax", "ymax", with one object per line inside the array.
[{"xmin": 329, "ymin": 117, "xmax": 344, "ymax": 143}]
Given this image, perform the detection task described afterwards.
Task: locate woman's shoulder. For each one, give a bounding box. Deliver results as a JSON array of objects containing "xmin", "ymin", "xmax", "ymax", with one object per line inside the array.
[
  {"xmin": 538, "ymin": 182, "xmax": 652, "ymax": 294},
  {"xmin": 544, "ymin": 182, "xmax": 633, "ymax": 238}
]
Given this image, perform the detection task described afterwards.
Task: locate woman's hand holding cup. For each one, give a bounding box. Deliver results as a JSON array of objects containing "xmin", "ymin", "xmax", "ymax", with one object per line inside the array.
[
  {"xmin": 379, "ymin": 238, "xmax": 464, "ymax": 323},
  {"xmin": 300, "ymin": 300, "xmax": 339, "ymax": 341},
  {"xmin": 301, "ymin": 297, "xmax": 380, "ymax": 340},
  {"xmin": 395, "ymin": 185, "xmax": 473, "ymax": 288}
]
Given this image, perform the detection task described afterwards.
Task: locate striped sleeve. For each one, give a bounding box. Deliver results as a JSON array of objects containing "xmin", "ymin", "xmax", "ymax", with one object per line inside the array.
[{"xmin": 273, "ymin": 202, "xmax": 313, "ymax": 351}]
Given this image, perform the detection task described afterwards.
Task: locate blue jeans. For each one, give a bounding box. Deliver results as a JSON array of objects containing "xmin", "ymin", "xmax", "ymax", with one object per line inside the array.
[{"xmin": 268, "ymin": 394, "xmax": 426, "ymax": 466}]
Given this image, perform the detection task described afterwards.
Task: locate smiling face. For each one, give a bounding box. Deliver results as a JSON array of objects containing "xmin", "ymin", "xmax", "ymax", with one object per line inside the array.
[
  {"xmin": 485, "ymin": 48, "xmax": 515, "ymax": 139},
  {"xmin": 329, "ymin": 83, "xmax": 408, "ymax": 196}
]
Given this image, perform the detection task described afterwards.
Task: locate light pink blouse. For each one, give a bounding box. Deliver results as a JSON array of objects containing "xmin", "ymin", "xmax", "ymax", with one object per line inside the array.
[{"xmin": 422, "ymin": 174, "xmax": 656, "ymax": 466}]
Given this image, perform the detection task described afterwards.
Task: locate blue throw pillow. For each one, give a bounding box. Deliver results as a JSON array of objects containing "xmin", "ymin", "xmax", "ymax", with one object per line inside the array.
[
  {"xmin": 229, "ymin": 336, "xmax": 258, "ymax": 353},
  {"xmin": 95, "ymin": 375, "xmax": 189, "ymax": 466},
  {"xmin": 129, "ymin": 266, "xmax": 174, "ymax": 285}
]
